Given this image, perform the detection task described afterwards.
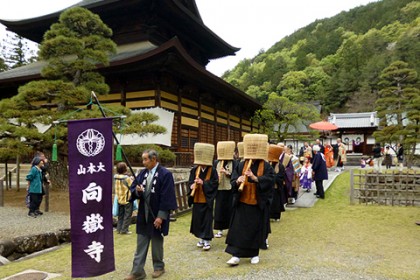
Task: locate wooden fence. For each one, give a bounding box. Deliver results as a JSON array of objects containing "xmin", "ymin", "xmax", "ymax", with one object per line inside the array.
[
  {"xmin": 173, "ymin": 180, "xmax": 192, "ymax": 216},
  {"xmin": 350, "ymin": 169, "xmax": 420, "ymax": 206},
  {"xmin": 1, "ymin": 168, "xmax": 193, "ymax": 215},
  {"xmin": 0, "ymin": 167, "xmax": 19, "ymax": 207},
  {"xmin": 0, "ymin": 174, "xmax": 4, "ymax": 207}
]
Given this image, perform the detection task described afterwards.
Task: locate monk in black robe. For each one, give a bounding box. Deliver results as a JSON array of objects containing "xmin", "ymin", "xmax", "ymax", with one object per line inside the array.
[
  {"xmin": 188, "ymin": 165, "xmax": 218, "ymax": 251},
  {"xmin": 269, "ymin": 162, "xmax": 286, "ymax": 221},
  {"xmin": 213, "ymin": 159, "xmax": 238, "ymax": 238},
  {"xmin": 225, "ymin": 159, "xmax": 274, "ymax": 265}
]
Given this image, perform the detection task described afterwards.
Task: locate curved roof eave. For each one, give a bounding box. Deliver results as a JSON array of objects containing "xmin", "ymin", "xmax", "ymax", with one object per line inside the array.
[
  {"xmin": 0, "ymin": 37, "xmax": 259, "ymax": 111},
  {"xmin": 104, "ymin": 37, "xmax": 259, "ymax": 110},
  {"xmin": 0, "ymin": 0, "xmax": 240, "ymax": 58},
  {"xmin": 169, "ymin": 0, "xmax": 240, "ymax": 56},
  {"xmin": 0, "ymin": 0, "xmax": 117, "ymax": 24}
]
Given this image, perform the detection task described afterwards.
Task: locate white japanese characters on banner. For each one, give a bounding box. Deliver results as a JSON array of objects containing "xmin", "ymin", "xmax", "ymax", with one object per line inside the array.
[{"xmin": 68, "ymin": 118, "xmax": 115, "ymax": 278}]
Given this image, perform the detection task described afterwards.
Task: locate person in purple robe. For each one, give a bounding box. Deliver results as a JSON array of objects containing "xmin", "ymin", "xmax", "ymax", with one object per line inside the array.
[{"xmin": 278, "ymin": 143, "xmax": 295, "ymax": 204}]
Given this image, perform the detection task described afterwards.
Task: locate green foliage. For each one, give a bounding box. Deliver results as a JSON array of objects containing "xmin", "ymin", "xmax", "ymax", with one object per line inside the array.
[
  {"xmin": 38, "ymin": 7, "xmax": 117, "ymax": 94},
  {"xmin": 0, "ymin": 7, "xmax": 166, "ymax": 168},
  {"xmin": 251, "ymin": 93, "xmax": 319, "ymax": 142},
  {"xmin": 223, "ymin": 0, "xmax": 419, "ymax": 115},
  {"xmin": 0, "ymin": 57, "xmax": 7, "ymax": 72},
  {"xmin": 374, "ymin": 60, "xmax": 419, "ymax": 165},
  {"xmin": 121, "ymin": 144, "xmax": 176, "ymax": 166},
  {"xmin": 1, "ymin": 32, "xmax": 37, "ymax": 69},
  {"xmin": 277, "ymin": 71, "xmax": 308, "ymax": 102},
  {"xmin": 123, "ymin": 112, "xmax": 167, "ymax": 136}
]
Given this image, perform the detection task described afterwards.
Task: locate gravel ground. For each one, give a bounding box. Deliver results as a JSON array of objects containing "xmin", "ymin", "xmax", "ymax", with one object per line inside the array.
[{"xmin": 0, "ymin": 207, "xmax": 70, "ymax": 241}]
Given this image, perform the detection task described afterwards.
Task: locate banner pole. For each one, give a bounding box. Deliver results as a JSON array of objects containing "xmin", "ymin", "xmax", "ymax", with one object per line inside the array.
[{"xmin": 91, "ymin": 91, "xmax": 158, "ymax": 222}]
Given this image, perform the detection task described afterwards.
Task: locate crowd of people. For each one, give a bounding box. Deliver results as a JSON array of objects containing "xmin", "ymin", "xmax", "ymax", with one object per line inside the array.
[
  {"xmin": 298, "ymin": 138, "xmax": 347, "ymax": 173},
  {"xmin": 121, "ymin": 135, "xmax": 334, "ymax": 280},
  {"xmin": 21, "ymin": 134, "xmax": 409, "ymax": 280},
  {"xmin": 361, "ymin": 142, "xmax": 404, "ymax": 173},
  {"xmin": 24, "ymin": 137, "xmax": 359, "ymax": 279},
  {"xmin": 23, "ymin": 138, "xmax": 407, "ymax": 279}
]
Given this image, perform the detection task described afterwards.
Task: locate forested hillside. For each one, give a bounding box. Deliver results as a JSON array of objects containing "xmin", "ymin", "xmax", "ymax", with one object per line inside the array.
[{"xmin": 223, "ymin": 0, "xmax": 419, "ymax": 114}]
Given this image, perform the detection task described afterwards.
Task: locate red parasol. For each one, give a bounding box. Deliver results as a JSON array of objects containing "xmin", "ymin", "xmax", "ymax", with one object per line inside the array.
[{"xmin": 309, "ymin": 121, "xmax": 338, "ymax": 131}]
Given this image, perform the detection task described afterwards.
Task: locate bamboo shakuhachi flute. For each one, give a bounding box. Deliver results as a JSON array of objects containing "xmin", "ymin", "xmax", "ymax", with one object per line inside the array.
[
  {"xmin": 218, "ymin": 160, "xmax": 224, "ymax": 183},
  {"xmin": 238, "ymin": 159, "xmax": 252, "ymax": 192},
  {"xmin": 190, "ymin": 165, "xmax": 201, "ymax": 197}
]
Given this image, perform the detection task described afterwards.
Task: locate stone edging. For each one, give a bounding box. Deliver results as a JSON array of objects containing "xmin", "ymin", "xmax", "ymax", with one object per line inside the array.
[{"xmin": 0, "ymin": 228, "xmax": 71, "ymax": 265}]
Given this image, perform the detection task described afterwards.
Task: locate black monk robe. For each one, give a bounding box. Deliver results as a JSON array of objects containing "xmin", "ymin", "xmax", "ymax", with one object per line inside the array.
[
  {"xmin": 226, "ymin": 159, "xmax": 274, "ymax": 258},
  {"xmin": 188, "ymin": 166, "xmax": 218, "ymax": 240}
]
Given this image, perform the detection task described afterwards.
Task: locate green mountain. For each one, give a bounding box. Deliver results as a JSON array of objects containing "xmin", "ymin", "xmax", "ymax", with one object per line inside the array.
[{"xmin": 222, "ymin": 0, "xmax": 419, "ymax": 114}]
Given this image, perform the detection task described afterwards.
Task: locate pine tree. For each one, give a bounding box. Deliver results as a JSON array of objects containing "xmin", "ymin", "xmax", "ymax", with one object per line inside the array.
[
  {"xmin": 1, "ymin": 32, "xmax": 37, "ymax": 68},
  {"xmin": 0, "ymin": 42, "xmax": 8, "ymax": 71},
  {"xmin": 374, "ymin": 60, "xmax": 419, "ymax": 167},
  {"xmin": 251, "ymin": 93, "xmax": 319, "ymax": 142},
  {"xmin": 0, "ymin": 7, "xmax": 166, "ymax": 188},
  {"xmin": 0, "ymin": 57, "xmax": 7, "ymax": 72}
]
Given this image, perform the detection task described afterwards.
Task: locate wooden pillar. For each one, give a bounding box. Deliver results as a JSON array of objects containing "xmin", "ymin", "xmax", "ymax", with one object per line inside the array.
[
  {"xmin": 214, "ymin": 105, "xmax": 218, "ymax": 145},
  {"xmin": 5, "ymin": 162, "xmax": 8, "ymax": 190},
  {"xmin": 16, "ymin": 155, "xmax": 20, "ymax": 192},
  {"xmin": 155, "ymin": 75, "xmax": 161, "ymax": 107},
  {"xmin": 240, "ymin": 113, "xmax": 243, "ymax": 140},
  {"xmin": 227, "ymin": 108, "xmax": 231, "ymax": 141},
  {"xmin": 198, "ymin": 94, "xmax": 202, "ymax": 142},
  {"xmin": 363, "ymin": 133, "xmax": 368, "ymax": 155},
  {"xmin": 0, "ymin": 179, "xmax": 3, "ymax": 207},
  {"xmin": 177, "ymin": 87, "xmax": 182, "ymax": 152},
  {"xmin": 120, "ymin": 79, "xmax": 127, "ymax": 107}
]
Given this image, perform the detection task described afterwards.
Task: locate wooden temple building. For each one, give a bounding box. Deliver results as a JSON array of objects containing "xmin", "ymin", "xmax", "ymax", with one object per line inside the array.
[
  {"xmin": 0, "ymin": 0, "xmax": 261, "ymax": 165},
  {"xmin": 328, "ymin": 112, "xmax": 379, "ymax": 155}
]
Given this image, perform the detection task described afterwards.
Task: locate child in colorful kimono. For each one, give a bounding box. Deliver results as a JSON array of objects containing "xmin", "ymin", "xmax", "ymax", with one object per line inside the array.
[{"xmin": 299, "ymin": 158, "xmax": 312, "ymax": 192}]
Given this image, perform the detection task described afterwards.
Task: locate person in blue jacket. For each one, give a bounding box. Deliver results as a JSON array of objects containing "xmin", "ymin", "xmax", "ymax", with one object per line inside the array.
[
  {"xmin": 311, "ymin": 145, "xmax": 328, "ymax": 199},
  {"xmin": 26, "ymin": 157, "xmax": 44, "ymax": 218},
  {"xmin": 125, "ymin": 149, "xmax": 177, "ymax": 280}
]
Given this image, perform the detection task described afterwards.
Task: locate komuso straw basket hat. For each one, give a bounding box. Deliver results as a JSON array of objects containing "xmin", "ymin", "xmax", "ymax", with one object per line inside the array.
[
  {"xmin": 193, "ymin": 143, "xmax": 214, "ymax": 166},
  {"xmin": 243, "ymin": 134, "xmax": 268, "ymax": 160},
  {"xmin": 268, "ymin": 144, "xmax": 283, "ymax": 162},
  {"xmin": 237, "ymin": 142, "xmax": 244, "ymax": 158},
  {"xmin": 217, "ymin": 141, "xmax": 235, "ymax": 160}
]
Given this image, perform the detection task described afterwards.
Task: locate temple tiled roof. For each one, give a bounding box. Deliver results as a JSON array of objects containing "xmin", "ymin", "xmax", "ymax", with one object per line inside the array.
[
  {"xmin": 328, "ymin": 112, "xmax": 379, "ymax": 128},
  {"xmin": 0, "ymin": 37, "xmax": 260, "ymax": 111},
  {"xmin": 0, "ymin": 0, "xmax": 237, "ymax": 61},
  {"xmin": 0, "ymin": 41, "xmax": 157, "ymax": 81}
]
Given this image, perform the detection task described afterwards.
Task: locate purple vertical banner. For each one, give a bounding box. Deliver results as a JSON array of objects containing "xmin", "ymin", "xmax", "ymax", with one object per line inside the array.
[{"xmin": 68, "ymin": 118, "xmax": 115, "ymax": 278}]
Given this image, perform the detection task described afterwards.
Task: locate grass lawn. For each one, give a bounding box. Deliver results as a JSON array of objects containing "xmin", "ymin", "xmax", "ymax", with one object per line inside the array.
[{"xmin": 1, "ymin": 172, "xmax": 419, "ymax": 279}]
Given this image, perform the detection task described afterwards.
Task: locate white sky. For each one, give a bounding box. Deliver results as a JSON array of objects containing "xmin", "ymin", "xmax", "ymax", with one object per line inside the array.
[{"xmin": 0, "ymin": 0, "xmax": 378, "ymax": 76}]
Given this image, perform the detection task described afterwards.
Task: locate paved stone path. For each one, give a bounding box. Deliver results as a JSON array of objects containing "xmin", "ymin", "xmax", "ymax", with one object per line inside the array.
[{"xmin": 287, "ymin": 167, "xmax": 354, "ymax": 208}]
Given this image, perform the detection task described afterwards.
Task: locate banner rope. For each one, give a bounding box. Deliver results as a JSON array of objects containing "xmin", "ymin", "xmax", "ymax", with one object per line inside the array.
[{"xmin": 89, "ymin": 91, "xmax": 159, "ymax": 229}]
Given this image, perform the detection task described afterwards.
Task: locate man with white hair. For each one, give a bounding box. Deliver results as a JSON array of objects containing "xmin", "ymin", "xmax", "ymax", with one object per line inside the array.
[
  {"xmin": 315, "ymin": 139, "xmax": 325, "ymax": 154},
  {"xmin": 312, "ymin": 145, "xmax": 328, "ymax": 199}
]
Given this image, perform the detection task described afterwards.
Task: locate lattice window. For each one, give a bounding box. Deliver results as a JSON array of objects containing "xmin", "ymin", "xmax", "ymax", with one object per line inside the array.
[
  {"xmin": 216, "ymin": 125, "xmax": 228, "ymax": 142},
  {"xmin": 181, "ymin": 128, "xmax": 198, "ymax": 150},
  {"xmin": 230, "ymin": 129, "xmax": 240, "ymax": 143},
  {"xmin": 200, "ymin": 121, "xmax": 214, "ymax": 144}
]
